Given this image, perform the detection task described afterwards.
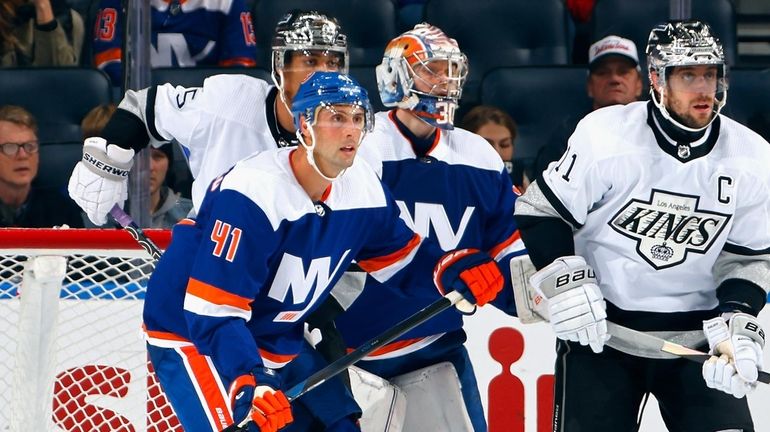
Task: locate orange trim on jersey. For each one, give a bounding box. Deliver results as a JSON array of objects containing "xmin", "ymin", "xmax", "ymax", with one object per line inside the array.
[
  {"xmin": 320, "ymin": 184, "xmax": 332, "ymax": 202},
  {"xmin": 258, "ymin": 349, "xmax": 297, "ymax": 364},
  {"xmin": 94, "ymin": 47, "xmax": 122, "ymax": 68},
  {"xmin": 219, "ymin": 57, "xmax": 257, "ymax": 67},
  {"xmin": 357, "ymin": 233, "xmax": 421, "ymax": 273},
  {"xmin": 179, "ymin": 345, "xmax": 233, "ymax": 428},
  {"xmin": 187, "ymin": 278, "xmax": 252, "ymax": 311},
  {"xmin": 387, "ymin": 110, "xmax": 441, "ymax": 155},
  {"xmin": 145, "ymin": 328, "xmax": 191, "ymax": 343},
  {"xmin": 347, "ymin": 337, "xmax": 424, "ymax": 357},
  {"xmin": 488, "ymin": 231, "xmax": 522, "ymax": 259},
  {"xmin": 177, "ymin": 218, "xmax": 196, "ymax": 226}
]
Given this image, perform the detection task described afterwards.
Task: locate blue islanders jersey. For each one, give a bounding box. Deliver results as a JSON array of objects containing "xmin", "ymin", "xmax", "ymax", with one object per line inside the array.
[
  {"xmin": 143, "ymin": 147, "xmax": 443, "ymax": 382},
  {"xmin": 334, "ymin": 110, "xmax": 526, "ymax": 359},
  {"xmin": 94, "ymin": 0, "xmax": 257, "ymax": 84}
]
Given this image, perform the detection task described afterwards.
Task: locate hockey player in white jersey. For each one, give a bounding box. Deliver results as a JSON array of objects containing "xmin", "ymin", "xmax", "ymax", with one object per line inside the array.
[
  {"xmin": 515, "ymin": 20, "xmax": 770, "ymax": 431},
  {"xmin": 308, "ymin": 24, "xmax": 526, "ymax": 431},
  {"xmin": 68, "ymin": 10, "xmax": 349, "ymax": 222},
  {"xmin": 143, "ymin": 71, "xmax": 505, "ymax": 432}
]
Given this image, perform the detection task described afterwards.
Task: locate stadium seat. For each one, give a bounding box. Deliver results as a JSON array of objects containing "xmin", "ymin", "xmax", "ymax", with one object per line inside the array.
[
  {"xmin": 0, "ymin": 68, "xmax": 112, "ymax": 144},
  {"xmin": 723, "ymin": 67, "xmax": 770, "ymax": 126},
  {"xmin": 479, "ymin": 66, "xmax": 592, "ymax": 161},
  {"xmin": 424, "ymin": 0, "xmax": 571, "ymax": 104},
  {"xmin": 0, "ymin": 68, "xmax": 112, "ymax": 190},
  {"xmin": 591, "ymin": 0, "xmax": 737, "ymax": 68},
  {"xmin": 152, "ymin": 67, "xmax": 271, "ymax": 87},
  {"xmin": 252, "ymin": 0, "xmax": 398, "ymax": 68}
]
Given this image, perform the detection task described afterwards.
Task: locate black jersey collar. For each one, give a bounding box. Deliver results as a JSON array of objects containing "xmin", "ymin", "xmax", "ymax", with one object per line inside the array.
[
  {"xmin": 646, "ymin": 101, "xmax": 720, "ymax": 163},
  {"xmin": 266, "ymin": 87, "xmax": 300, "ymax": 148}
]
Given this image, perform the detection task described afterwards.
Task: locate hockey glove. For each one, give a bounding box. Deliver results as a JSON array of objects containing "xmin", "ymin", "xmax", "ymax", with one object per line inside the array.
[
  {"xmin": 433, "ymin": 248, "xmax": 504, "ymax": 314},
  {"xmin": 228, "ymin": 367, "xmax": 293, "ymax": 432},
  {"xmin": 530, "ymin": 255, "xmax": 608, "ymax": 353},
  {"xmin": 702, "ymin": 313, "xmax": 765, "ymax": 398},
  {"xmin": 68, "ymin": 137, "xmax": 134, "ymax": 225}
]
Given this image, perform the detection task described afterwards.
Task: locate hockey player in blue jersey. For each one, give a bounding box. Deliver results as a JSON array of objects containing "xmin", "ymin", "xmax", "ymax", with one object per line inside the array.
[
  {"xmin": 93, "ymin": 0, "xmax": 257, "ymax": 85},
  {"xmin": 70, "ymin": 10, "xmax": 349, "ymax": 221},
  {"xmin": 308, "ymin": 24, "xmax": 526, "ymax": 431},
  {"xmin": 143, "ymin": 71, "xmax": 506, "ymax": 432}
]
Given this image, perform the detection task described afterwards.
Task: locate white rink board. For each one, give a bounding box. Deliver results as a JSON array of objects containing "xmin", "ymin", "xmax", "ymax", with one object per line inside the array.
[
  {"xmin": 464, "ymin": 306, "xmax": 770, "ymax": 431},
  {"xmin": 3, "ymin": 297, "xmax": 770, "ymax": 431}
]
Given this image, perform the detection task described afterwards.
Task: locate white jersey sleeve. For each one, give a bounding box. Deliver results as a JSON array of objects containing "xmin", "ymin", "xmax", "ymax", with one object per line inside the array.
[{"xmin": 118, "ymin": 74, "xmax": 277, "ymax": 209}]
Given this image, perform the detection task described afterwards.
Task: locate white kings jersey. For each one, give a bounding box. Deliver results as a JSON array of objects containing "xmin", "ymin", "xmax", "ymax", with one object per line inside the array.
[
  {"xmin": 117, "ymin": 74, "xmax": 296, "ymax": 210},
  {"xmin": 522, "ymin": 101, "xmax": 770, "ymax": 313}
]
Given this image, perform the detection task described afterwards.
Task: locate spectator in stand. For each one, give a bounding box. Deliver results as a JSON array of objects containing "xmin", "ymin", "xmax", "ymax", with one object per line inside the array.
[
  {"xmin": 81, "ymin": 104, "xmax": 192, "ymax": 228},
  {"xmin": 0, "ymin": 0, "xmax": 84, "ymax": 66},
  {"xmin": 533, "ymin": 34, "xmax": 643, "ymax": 177},
  {"xmin": 0, "ymin": 105, "xmax": 83, "ymax": 227},
  {"xmin": 461, "ymin": 105, "xmax": 530, "ymax": 190},
  {"xmin": 93, "ymin": 0, "xmax": 257, "ymax": 85}
]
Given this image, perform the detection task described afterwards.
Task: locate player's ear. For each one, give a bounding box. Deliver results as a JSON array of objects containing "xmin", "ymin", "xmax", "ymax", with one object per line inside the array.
[{"xmin": 650, "ymin": 70, "xmax": 661, "ymax": 93}]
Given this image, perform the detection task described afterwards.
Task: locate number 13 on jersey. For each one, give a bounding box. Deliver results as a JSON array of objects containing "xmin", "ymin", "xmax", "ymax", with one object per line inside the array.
[{"xmin": 210, "ymin": 220, "xmax": 242, "ymax": 262}]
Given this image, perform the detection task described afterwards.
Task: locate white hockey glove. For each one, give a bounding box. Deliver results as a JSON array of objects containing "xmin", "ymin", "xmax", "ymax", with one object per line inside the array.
[
  {"xmin": 702, "ymin": 313, "xmax": 765, "ymax": 398},
  {"xmin": 68, "ymin": 137, "xmax": 134, "ymax": 225},
  {"xmin": 529, "ymin": 255, "xmax": 608, "ymax": 353}
]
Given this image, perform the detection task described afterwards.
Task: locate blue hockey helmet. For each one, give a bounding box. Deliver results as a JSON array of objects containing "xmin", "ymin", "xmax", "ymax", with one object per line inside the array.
[{"xmin": 291, "ymin": 72, "xmax": 374, "ymax": 131}]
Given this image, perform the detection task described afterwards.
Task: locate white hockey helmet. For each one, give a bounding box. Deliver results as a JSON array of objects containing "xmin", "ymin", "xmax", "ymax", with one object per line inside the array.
[
  {"xmin": 271, "ymin": 10, "xmax": 349, "ymax": 89},
  {"xmin": 646, "ymin": 20, "xmax": 728, "ymax": 132},
  {"xmin": 375, "ymin": 23, "xmax": 468, "ymax": 130}
]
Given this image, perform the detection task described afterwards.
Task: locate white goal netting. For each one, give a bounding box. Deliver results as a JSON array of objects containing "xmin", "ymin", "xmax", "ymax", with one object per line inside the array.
[{"xmin": 0, "ymin": 228, "xmax": 181, "ymax": 432}]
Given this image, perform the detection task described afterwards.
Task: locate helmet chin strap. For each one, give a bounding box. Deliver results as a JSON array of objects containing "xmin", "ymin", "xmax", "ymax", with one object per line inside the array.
[
  {"xmin": 296, "ymin": 123, "xmax": 348, "ymax": 182},
  {"xmin": 651, "ymin": 86, "xmax": 725, "ymax": 134},
  {"xmin": 272, "ymin": 70, "xmax": 294, "ymax": 123}
]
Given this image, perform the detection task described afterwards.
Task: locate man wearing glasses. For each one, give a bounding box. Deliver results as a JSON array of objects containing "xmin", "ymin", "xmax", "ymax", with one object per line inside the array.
[{"xmin": 0, "ymin": 105, "xmax": 83, "ymax": 227}]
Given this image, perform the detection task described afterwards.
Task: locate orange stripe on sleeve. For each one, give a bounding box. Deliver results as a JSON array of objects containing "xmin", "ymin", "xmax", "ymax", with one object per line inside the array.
[
  {"xmin": 219, "ymin": 57, "xmax": 257, "ymax": 67},
  {"xmin": 187, "ymin": 278, "xmax": 252, "ymax": 311},
  {"xmin": 94, "ymin": 47, "xmax": 121, "ymax": 68},
  {"xmin": 145, "ymin": 329, "xmax": 191, "ymax": 343},
  {"xmin": 258, "ymin": 349, "xmax": 298, "ymax": 364},
  {"xmin": 357, "ymin": 233, "xmax": 421, "ymax": 273},
  {"xmin": 488, "ymin": 231, "xmax": 522, "ymax": 259}
]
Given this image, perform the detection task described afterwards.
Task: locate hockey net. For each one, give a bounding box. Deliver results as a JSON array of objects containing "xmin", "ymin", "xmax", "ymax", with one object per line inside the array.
[{"xmin": 0, "ymin": 228, "xmax": 182, "ymax": 432}]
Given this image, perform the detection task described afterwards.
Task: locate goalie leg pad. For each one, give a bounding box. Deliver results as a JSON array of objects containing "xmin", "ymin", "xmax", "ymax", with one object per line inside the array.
[
  {"xmin": 390, "ymin": 362, "xmax": 474, "ymax": 432},
  {"xmin": 510, "ymin": 255, "xmax": 545, "ymax": 323},
  {"xmin": 349, "ymin": 366, "xmax": 406, "ymax": 432}
]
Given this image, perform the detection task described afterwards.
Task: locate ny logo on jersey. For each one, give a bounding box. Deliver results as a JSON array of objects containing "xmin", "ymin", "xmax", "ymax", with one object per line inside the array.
[
  {"xmin": 396, "ymin": 201, "xmax": 475, "ymax": 250},
  {"xmin": 609, "ymin": 190, "xmax": 731, "ymax": 269},
  {"xmin": 268, "ymin": 249, "xmax": 351, "ymax": 322}
]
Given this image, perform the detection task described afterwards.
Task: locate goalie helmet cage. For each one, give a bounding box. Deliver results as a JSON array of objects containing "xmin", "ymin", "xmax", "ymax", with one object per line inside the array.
[{"xmin": 0, "ymin": 228, "xmax": 183, "ymax": 432}]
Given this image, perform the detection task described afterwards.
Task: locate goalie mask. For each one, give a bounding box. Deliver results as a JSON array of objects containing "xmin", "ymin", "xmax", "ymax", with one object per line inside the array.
[
  {"xmin": 646, "ymin": 20, "xmax": 728, "ymax": 133},
  {"xmin": 291, "ymin": 72, "xmax": 374, "ymax": 181},
  {"xmin": 271, "ymin": 10, "xmax": 349, "ymax": 103},
  {"xmin": 376, "ymin": 23, "xmax": 468, "ymax": 130}
]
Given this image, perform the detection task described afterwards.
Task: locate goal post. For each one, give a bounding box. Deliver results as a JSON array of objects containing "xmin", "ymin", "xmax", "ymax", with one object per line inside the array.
[{"xmin": 0, "ymin": 228, "xmax": 180, "ymax": 432}]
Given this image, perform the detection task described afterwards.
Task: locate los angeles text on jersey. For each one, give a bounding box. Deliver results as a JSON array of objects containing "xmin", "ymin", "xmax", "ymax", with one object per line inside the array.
[{"xmin": 609, "ymin": 189, "xmax": 731, "ymax": 269}]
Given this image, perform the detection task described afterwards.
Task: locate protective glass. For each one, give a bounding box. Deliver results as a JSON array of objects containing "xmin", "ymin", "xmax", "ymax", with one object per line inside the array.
[
  {"xmin": 312, "ymin": 104, "xmax": 369, "ymax": 131},
  {"xmin": 666, "ymin": 68, "xmax": 728, "ymax": 94},
  {"xmin": 281, "ymin": 49, "xmax": 347, "ymax": 74},
  {"xmin": 0, "ymin": 141, "xmax": 39, "ymax": 156}
]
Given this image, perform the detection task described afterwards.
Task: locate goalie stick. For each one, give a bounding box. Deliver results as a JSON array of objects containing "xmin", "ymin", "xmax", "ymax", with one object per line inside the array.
[{"xmin": 221, "ymin": 290, "xmax": 467, "ymax": 432}]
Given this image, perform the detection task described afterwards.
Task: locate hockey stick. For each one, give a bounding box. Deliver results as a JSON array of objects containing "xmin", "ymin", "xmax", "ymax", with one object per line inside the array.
[
  {"xmin": 221, "ymin": 290, "xmax": 466, "ymax": 432},
  {"xmin": 108, "ymin": 205, "xmax": 466, "ymax": 429},
  {"xmin": 606, "ymin": 322, "xmax": 770, "ymax": 384},
  {"xmin": 109, "ymin": 204, "xmax": 163, "ymax": 260}
]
